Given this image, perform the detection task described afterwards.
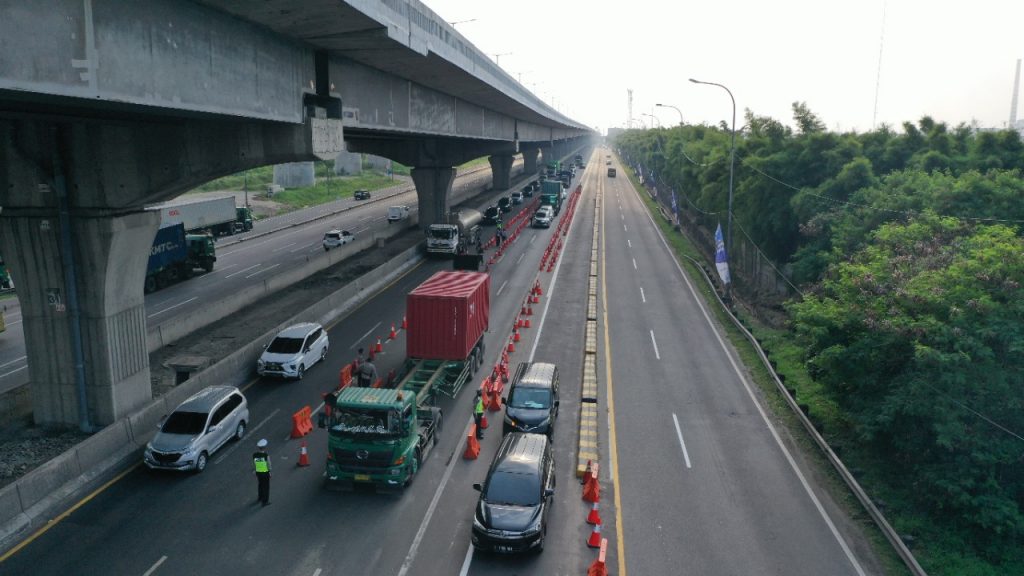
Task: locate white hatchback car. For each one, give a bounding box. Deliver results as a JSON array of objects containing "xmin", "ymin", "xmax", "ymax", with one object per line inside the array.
[
  {"xmin": 323, "ymin": 229, "xmax": 354, "ymax": 251},
  {"xmin": 257, "ymin": 322, "xmax": 329, "ymax": 380}
]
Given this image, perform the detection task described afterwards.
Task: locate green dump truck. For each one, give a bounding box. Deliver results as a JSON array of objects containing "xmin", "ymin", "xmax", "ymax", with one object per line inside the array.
[{"xmin": 320, "ymin": 270, "xmax": 490, "ymax": 490}]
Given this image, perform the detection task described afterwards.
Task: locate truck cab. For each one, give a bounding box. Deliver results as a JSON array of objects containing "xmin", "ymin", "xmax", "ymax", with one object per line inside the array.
[{"xmin": 426, "ymin": 224, "xmax": 459, "ymax": 254}]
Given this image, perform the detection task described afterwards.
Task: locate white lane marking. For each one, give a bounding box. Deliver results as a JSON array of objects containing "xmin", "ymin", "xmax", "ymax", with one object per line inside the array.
[
  {"xmin": 225, "ymin": 264, "xmax": 260, "ymax": 279},
  {"xmin": 0, "ymin": 355, "xmax": 27, "ymax": 369},
  {"xmin": 290, "ymin": 244, "xmax": 316, "ymax": 254},
  {"xmin": 516, "ymin": 253, "xmax": 525, "ymax": 265},
  {"xmin": 496, "ymin": 280, "xmax": 508, "ymax": 296},
  {"xmin": 246, "ymin": 263, "xmax": 281, "ymax": 279},
  {"xmin": 350, "ymin": 322, "xmax": 381, "ymax": 349},
  {"xmin": 272, "ymin": 242, "xmax": 297, "ymax": 252},
  {"xmin": 0, "ymin": 365, "xmax": 28, "ymax": 378},
  {"xmin": 204, "ymin": 263, "xmax": 238, "ymax": 276},
  {"xmin": 673, "ymin": 413, "xmax": 693, "ymax": 469},
  {"xmin": 396, "ymin": 415, "xmax": 474, "ymax": 576},
  {"xmin": 147, "ymin": 297, "xmax": 198, "ymax": 318},
  {"xmin": 650, "ymin": 330, "xmax": 661, "ymax": 360},
  {"xmin": 632, "ymin": 258, "xmax": 638, "ymax": 270},
  {"xmin": 214, "ymin": 409, "xmax": 281, "ymax": 464},
  {"xmin": 627, "ymin": 239, "xmax": 631, "ymax": 248},
  {"xmin": 142, "ymin": 555, "xmax": 167, "ymax": 576},
  {"xmin": 313, "ymin": 570, "xmax": 323, "ymax": 576},
  {"xmin": 624, "ymin": 224, "xmax": 628, "ymax": 232},
  {"xmin": 636, "ymin": 185, "xmax": 869, "ymax": 576},
  {"xmin": 640, "ymin": 287, "xmax": 646, "ymax": 303},
  {"xmin": 457, "ymin": 545, "xmax": 474, "ymax": 576},
  {"xmin": 530, "ymin": 235, "xmax": 537, "ymax": 244},
  {"xmin": 7, "ymin": 318, "xmax": 22, "ymax": 326}
]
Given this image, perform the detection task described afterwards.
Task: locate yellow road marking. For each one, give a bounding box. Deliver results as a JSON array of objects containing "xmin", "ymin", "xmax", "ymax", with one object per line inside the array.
[{"xmin": 600, "ymin": 161, "xmax": 628, "ymax": 575}]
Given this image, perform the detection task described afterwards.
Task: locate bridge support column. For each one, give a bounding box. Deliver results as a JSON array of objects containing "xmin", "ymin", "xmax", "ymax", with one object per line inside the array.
[
  {"xmin": 0, "ymin": 209, "xmax": 159, "ymax": 427},
  {"xmin": 410, "ymin": 166, "xmax": 456, "ymax": 230},
  {"xmin": 522, "ymin": 148, "xmax": 539, "ymax": 175},
  {"xmin": 487, "ymin": 154, "xmax": 514, "ymax": 191}
]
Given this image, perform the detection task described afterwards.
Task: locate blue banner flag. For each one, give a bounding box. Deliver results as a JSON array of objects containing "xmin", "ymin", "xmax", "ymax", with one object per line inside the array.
[{"xmin": 714, "ymin": 223, "xmax": 731, "ymax": 285}]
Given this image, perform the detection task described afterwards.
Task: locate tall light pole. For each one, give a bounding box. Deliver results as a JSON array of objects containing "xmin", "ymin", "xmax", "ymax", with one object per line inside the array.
[
  {"xmin": 641, "ymin": 113, "xmax": 661, "ymax": 128},
  {"xmin": 689, "ymin": 77, "xmax": 736, "ymax": 291},
  {"xmin": 492, "ymin": 52, "xmax": 512, "ymax": 67},
  {"xmin": 448, "ymin": 18, "xmax": 476, "ymax": 27},
  {"xmin": 655, "ymin": 103, "xmax": 684, "ymax": 126}
]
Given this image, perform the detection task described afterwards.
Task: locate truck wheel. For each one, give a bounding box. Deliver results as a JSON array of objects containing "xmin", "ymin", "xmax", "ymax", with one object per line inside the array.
[{"xmin": 202, "ymin": 261, "xmax": 214, "ymax": 273}]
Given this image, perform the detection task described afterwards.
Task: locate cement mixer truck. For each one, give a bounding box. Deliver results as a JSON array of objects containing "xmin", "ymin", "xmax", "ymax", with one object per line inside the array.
[{"xmin": 425, "ymin": 208, "xmax": 483, "ymax": 256}]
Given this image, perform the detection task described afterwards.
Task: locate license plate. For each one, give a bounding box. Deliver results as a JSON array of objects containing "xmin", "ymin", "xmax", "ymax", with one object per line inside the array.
[
  {"xmin": 494, "ymin": 546, "xmax": 514, "ymax": 553},
  {"xmin": 354, "ymin": 474, "xmax": 371, "ymax": 482}
]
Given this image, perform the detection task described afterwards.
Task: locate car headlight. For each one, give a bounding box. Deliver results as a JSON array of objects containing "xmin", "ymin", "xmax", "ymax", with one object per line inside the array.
[
  {"xmin": 473, "ymin": 512, "xmax": 486, "ymax": 531},
  {"xmin": 503, "ymin": 414, "xmax": 515, "ymax": 426},
  {"xmin": 522, "ymin": 516, "xmax": 543, "ymax": 536},
  {"xmin": 287, "ymin": 364, "xmax": 295, "ymax": 370},
  {"xmin": 257, "ymin": 359, "xmax": 264, "ymax": 368}
]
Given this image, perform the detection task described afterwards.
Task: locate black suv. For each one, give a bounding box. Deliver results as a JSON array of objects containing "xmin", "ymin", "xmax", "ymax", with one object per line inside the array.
[
  {"xmin": 353, "ymin": 190, "xmax": 371, "ymax": 200},
  {"xmin": 472, "ymin": 433, "xmax": 555, "ymax": 554},
  {"xmin": 497, "ymin": 196, "xmax": 512, "ymax": 213},
  {"xmin": 482, "ymin": 205, "xmax": 502, "ymax": 225},
  {"xmin": 503, "ymin": 362, "xmax": 559, "ymax": 435}
]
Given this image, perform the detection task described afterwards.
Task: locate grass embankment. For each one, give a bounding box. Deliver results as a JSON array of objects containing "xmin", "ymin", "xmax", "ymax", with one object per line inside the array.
[{"xmin": 622, "ymin": 166, "xmax": 916, "ymax": 576}]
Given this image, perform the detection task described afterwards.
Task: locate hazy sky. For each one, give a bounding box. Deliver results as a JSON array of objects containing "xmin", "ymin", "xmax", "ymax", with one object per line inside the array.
[{"xmin": 425, "ymin": 0, "xmax": 1024, "ymax": 135}]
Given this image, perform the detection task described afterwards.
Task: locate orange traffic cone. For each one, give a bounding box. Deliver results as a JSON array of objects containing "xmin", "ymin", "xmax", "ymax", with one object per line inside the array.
[
  {"xmin": 507, "ymin": 338, "xmax": 515, "ymax": 353},
  {"xmin": 523, "ymin": 318, "xmax": 531, "ymax": 328},
  {"xmin": 535, "ymin": 281, "xmax": 543, "ymax": 295},
  {"xmin": 526, "ymin": 303, "xmax": 533, "ymax": 316},
  {"xmin": 480, "ymin": 411, "xmax": 488, "ymax": 429},
  {"xmin": 464, "ymin": 426, "xmax": 480, "ymax": 459},
  {"xmin": 516, "ymin": 317, "xmax": 523, "ymax": 329},
  {"xmin": 487, "ymin": 390, "xmax": 502, "ymax": 412},
  {"xmin": 401, "ymin": 315, "xmax": 408, "ymax": 330},
  {"xmin": 297, "ymin": 440, "xmax": 310, "ymax": 467},
  {"xmin": 587, "ymin": 522, "xmax": 603, "ymax": 548},
  {"xmin": 513, "ymin": 329, "xmax": 521, "ymax": 343},
  {"xmin": 583, "ymin": 472, "xmax": 601, "ymax": 503},
  {"xmin": 532, "ymin": 294, "xmax": 539, "ymax": 304},
  {"xmin": 521, "ymin": 304, "xmax": 527, "ymax": 316},
  {"xmin": 586, "ymin": 501, "xmax": 602, "ymax": 525},
  {"xmin": 375, "ymin": 337, "xmax": 383, "ymax": 354},
  {"xmin": 389, "ymin": 323, "xmax": 397, "ymax": 339}
]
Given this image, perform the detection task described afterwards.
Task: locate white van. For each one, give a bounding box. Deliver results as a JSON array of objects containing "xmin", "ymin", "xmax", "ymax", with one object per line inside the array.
[{"xmin": 387, "ymin": 205, "xmax": 410, "ymax": 223}]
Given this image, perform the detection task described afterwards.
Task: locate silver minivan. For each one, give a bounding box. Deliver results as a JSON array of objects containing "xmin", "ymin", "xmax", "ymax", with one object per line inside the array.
[{"xmin": 144, "ymin": 386, "xmax": 249, "ymax": 473}]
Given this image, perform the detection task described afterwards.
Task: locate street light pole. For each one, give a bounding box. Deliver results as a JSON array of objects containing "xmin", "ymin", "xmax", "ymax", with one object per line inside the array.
[
  {"xmin": 689, "ymin": 78, "xmax": 736, "ymax": 292},
  {"xmin": 641, "ymin": 113, "xmax": 660, "ymax": 128},
  {"xmin": 655, "ymin": 103, "xmax": 684, "ymax": 126},
  {"xmin": 493, "ymin": 52, "xmax": 511, "ymax": 67}
]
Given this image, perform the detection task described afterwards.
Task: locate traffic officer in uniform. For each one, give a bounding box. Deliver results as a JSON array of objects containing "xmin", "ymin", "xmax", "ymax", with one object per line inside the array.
[
  {"xmin": 473, "ymin": 390, "xmax": 485, "ymax": 440},
  {"xmin": 253, "ymin": 438, "xmax": 272, "ymax": 506}
]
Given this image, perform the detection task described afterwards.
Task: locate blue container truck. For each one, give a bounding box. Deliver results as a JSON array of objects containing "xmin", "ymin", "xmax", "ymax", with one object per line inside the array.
[{"xmin": 145, "ymin": 223, "xmax": 217, "ymax": 293}]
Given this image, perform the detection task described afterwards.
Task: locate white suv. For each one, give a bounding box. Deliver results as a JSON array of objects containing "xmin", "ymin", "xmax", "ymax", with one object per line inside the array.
[
  {"xmin": 323, "ymin": 229, "xmax": 354, "ymax": 251},
  {"xmin": 533, "ymin": 206, "xmax": 553, "ymax": 228},
  {"xmin": 144, "ymin": 386, "xmax": 249, "ymax": 473},
  {"xmin": 257, "ymin": 322, "xmax": 329, "ymax": 380}
]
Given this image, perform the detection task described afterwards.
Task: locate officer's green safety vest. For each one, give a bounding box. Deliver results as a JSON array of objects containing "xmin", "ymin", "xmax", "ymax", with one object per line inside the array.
[
  {"xmin": 254, "ymin": 455, "xmax": 269, "ymax": 473},
  {"xmin": 474, "ymin": 397, "xmax": 484, "ymax": 415}
]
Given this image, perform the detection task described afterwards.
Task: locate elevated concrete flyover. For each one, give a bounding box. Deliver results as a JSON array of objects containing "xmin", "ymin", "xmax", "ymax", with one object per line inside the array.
[{"xmin": 0, "ymin": 0, "xmax": 593, "ymax": 429}]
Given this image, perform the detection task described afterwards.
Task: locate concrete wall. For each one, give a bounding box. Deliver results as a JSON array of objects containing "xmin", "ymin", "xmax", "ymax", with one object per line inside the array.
[
  {"xmin": 334, "ymin": 151, "xmax": 363, "ymax": 175},
  {"xmin": 273, "ymin": 162, "xmax": 316, "ymax": 188}
]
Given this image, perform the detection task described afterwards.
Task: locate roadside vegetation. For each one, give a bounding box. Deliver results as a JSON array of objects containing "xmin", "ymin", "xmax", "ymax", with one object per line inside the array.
[{"xmin": 615, "ymin": 110, "xmax": 1024, "ymax": 575}]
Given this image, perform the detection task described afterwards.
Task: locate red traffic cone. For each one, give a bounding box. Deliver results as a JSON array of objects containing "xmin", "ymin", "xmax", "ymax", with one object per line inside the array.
[
  {"xmin": 488, "ymin": 390, "xmax": 502, "ymax": 412},
  {"xmin": 532, "ymin": 294, "xmax": 539, "ymax": 304},
  {"xmin": 526, "ymin": 303, "xmax": 533, "ymax": 316},
  {"xmin": 586, "ymin": 501, "xmax": 602, "ymax": 525},
  {"xmin": 389, "ymin": 323, "xmax": 397, "ymax": 339},
  {"xmin": 535, "ymin": 281, "xmax": 543, "ymax": 295},
  {"xmin": 513, "ymin": 329, "xmax": 521, "ymax": 343},
  {"xmin": 521, "ymin": 304, "xmax": 527, "ymax": 316},
  {"xmin": 523, "ymin": 317, "xmax": 531, "ymax": 329},
  {"xmin": 507, "ymin": 339, "xmax": 515, "ymax": 353},
  {"xmin": 587, "ymin": 522, "xmax": 603, "ymax": 548},
  {"xmin": 464, "ymin": 426, "xmax": 480, "ymax": 459},
  {"xmin": 480, "ymin": 411, "xmax": 489, "ymax": 429},
  {"xmin": 516, "ymin": 317, "xmax": 523, "ymax": 329},
  {"xmin": 375, "ymin": 337, "xmax": 383, "ymax": 354},
  {"xmin": 297, "ymin": 440, "xmax": 310, "ymax": 467},
  {"xmin": 588, "ymin": 539, "xmax": 609, "ymax": 576},
  {"xmin": 583, "ymin": 473, "xmax": 601, "ymax": 503}
]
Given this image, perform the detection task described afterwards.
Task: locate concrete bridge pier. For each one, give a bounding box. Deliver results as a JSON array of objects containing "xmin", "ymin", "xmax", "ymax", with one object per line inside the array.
[
  {"xmin": 521, "ymin": 148, "xmax": 539, "ymax": 176},
  {"xmin": 410, "ymin": 167, "xmax": 457, "ymax": 230},
  {"xmin": 487, "ymin": 154, "xmax": 515, "ymax": 191}
]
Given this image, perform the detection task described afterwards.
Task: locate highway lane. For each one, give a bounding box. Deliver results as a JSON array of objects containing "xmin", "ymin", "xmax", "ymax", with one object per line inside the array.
[
  {"xmin": 600, "ymin": 153, "xmax": 875, "ymax": 575},
  {"xmin": 0, "ymin": 162, "xmax": 516, "ymax": 395},
  {"xmin": 0, "ymin": 164, "xmax": 580, "ymax": 575}
]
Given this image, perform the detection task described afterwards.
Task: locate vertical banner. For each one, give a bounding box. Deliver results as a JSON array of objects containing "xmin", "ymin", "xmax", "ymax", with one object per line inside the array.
[{"xmin": 715, "ymin": 223, "xmax": 731, "ymax": 285}]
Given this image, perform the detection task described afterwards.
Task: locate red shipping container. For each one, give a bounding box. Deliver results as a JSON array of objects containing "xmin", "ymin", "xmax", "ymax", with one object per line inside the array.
[{"xmin": 406, "ymin": 271, "xmax": 490, "ymax": 361}]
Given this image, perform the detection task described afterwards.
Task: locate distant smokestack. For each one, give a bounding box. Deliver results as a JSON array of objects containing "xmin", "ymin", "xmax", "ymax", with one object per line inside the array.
[{"xmin": 1011, "ymin": 59, "xmax": 1021, "ymax": 127}]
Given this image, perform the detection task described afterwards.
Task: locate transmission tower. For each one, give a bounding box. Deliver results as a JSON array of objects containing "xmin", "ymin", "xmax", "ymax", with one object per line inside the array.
[{"xmin": 1010, "ymin": 59, "xmax": 1021, "ymax": 128}]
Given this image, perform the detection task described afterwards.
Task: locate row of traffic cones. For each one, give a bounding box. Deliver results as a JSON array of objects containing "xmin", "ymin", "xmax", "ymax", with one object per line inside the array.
[{"xmin": 582, "ymin": 458, "xmax": 608, "ymax": 575}]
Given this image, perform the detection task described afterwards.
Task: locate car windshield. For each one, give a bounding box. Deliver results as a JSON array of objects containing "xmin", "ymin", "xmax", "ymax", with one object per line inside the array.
[
  {"xmin": 485, "ymin": 470, "xmax": 540, "ymax": 506},
  {"xmin": 485, "ymin": 208, "xmax": 499, "ymax": 217},
  {"xmin": 509, "ymin": 387, "xmax": 551, "ymax": 409},
  {"xmin": 427, "ymin": 228, "xmax": 455, "ymax": 239},
  {"xmin": 161, "ymin": 411, "xmax": 207, "ymax": 435},
  {"xmin": 267, "ymin": 336, "xmax": 303, "ymax": 354},
  {"xmin": 325, "ymin": 234, "xmax": 340, "ymax": 241},
  {"xmin": 329, "ymin": 408, "xmax": 402, "ymax": 437}
]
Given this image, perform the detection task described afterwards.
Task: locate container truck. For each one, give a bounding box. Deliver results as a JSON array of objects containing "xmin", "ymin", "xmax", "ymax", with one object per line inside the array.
[
  {"xmin": 320, "ymin": 270, "xmax": 490, "ymax": 491},
  {"xmin": 145, "ymin": 223, "xmax": 217, "ymax": 293},
  {"xmin": 426, "ymin": 209, "xmax": 482, "ymax": 256},
  {"xmin": 539, "ymin": 180, "xmax": 564, "ymax": 215},
  {"xmin": 154, "ymin": 196, "xmax": 253, "ymax": 236}
]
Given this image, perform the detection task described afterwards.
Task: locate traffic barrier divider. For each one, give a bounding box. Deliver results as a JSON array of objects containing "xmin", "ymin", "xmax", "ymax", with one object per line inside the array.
[
  {"xmin": 463, "ymin": 426, "xmax": 480, "ymax": 459},
  {"xmin": 290, "ymin": 405, "xmax": 313, "ymax": 438}
]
